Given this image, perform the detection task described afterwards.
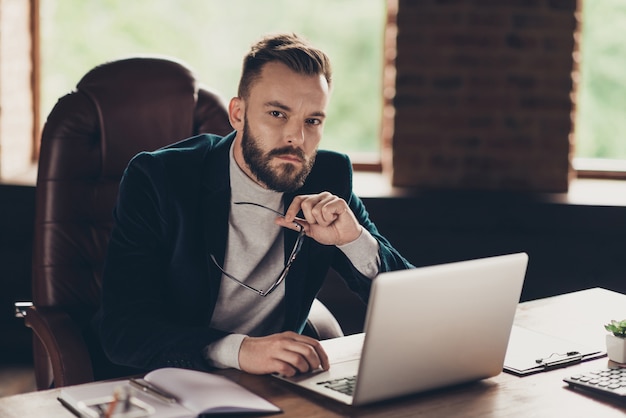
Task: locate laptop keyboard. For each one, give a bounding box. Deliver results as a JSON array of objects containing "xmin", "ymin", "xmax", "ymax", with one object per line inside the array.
[
  {"xmin": 563, "ymin": 367, "xmax": 626, "ymax": 397},
  {"xmin": 317, "ymin": 375, "xmax": 357, "ymax": 396}
]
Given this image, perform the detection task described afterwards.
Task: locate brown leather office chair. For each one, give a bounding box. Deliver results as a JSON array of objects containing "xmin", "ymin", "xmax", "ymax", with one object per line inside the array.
[{"xmin": 16, "ymin": 56, "xmax": 343, "ymax": 390}]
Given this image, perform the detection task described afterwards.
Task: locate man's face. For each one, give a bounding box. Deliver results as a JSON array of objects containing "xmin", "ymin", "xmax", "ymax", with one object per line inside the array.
[
  {"xmin": 241, "ymin": 115, "xmax": 314, "ymax": 192},
  {"xmin": 231, "ymin": 61, "xmax": 330, "ymax": 192}
]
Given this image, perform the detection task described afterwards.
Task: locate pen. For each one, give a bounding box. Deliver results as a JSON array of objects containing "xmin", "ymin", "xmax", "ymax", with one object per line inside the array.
[
  {"xmin": 129, "ymin": 378, "xmax": 178, "ymax": 404},
  {"xmin": 57, "ymin": 396, "xmax": 83, "ymax": 417},
  {"xmin": 537, "ymin": 352, "xmax": 583, "ymax": 371}
]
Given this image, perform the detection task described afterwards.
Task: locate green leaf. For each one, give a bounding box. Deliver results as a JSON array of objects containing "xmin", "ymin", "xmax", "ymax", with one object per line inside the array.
[{"xmin": 605, "ymin": 319, "xmax": 626, "ymax": 337}]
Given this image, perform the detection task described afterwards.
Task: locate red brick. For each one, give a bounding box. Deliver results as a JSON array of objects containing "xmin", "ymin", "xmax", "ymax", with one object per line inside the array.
[{"xmin": 389, "ymin": 0, "xmax": 574, "ymax": 192}]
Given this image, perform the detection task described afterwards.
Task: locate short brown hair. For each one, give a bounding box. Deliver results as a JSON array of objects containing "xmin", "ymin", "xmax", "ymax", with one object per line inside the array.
[{"xmin": 237, "ymin": 33, "xmax": 332, "ymax": 99}]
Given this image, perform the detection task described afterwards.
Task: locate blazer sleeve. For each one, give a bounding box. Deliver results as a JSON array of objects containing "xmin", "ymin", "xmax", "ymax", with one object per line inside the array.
[
  {"xmin": 330, "ymin": 191, "xmax": 415, "ymax": 302},
  {"xmin": 318, "ymin": 152, "xmax": 415, "ymax": 302},
  {"xmin": 98, "ymin": 152, "xmax": 223, "ymax": 372}
]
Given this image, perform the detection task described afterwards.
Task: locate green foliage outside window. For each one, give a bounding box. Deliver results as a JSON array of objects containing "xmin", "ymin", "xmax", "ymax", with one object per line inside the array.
[
  {"xmin": 41, "ymin": 0, "xmax": 384, "ymax": 156},
  {"xmin": 41, "ymin": 1, "xmax": 626, "ymax": 164},
  {"xmin": 575, "ymin": 0, "xmax": 626, "ymax": 160}
]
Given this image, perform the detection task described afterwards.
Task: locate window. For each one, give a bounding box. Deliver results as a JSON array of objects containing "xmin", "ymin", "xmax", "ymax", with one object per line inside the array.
[
  {"xmin": 574, "ymin": 0, "xmax": 626, "ymax": 178},
  {"xmin": 40, "ymin": 0, "xmax": 385, "ymax": 165},
  {"xmin": 7, "ymin": 1, "xmax": 626, "ymax": 184}
]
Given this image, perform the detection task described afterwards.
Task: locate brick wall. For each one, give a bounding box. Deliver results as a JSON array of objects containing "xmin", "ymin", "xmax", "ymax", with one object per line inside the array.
[
  {"xmin": 385, "ymin": 0, "xmax": 578, "ymax": 192},
  {"xmin": 0, "ymin": 0, "xmax": 34, "ymax": 180}
]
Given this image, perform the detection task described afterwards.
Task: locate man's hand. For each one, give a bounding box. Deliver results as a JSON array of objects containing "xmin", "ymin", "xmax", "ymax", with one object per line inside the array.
[
  {"xmin": 238, "ymin": 331, "xmax": 330, "ymax": 377},
  {"xmin": 276, "ymin": 192, "xmax": 362, "ymax": 246}
]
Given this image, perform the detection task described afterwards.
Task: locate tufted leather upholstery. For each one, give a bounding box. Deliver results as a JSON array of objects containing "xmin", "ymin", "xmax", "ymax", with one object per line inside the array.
[{"xmin": 22, "ymin": 56, "xmax": 343, "ymax": 390}]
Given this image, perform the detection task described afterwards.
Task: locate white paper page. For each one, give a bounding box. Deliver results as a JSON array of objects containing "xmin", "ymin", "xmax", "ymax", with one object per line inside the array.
[
  {"xmin": 59, "ymin": 380, "xmax": 191, "ymax": 418},
  {"xmin": 320, "ymin": 332, "xmax": 365, "ymax": 364},
  {"xmin": 504, "ymin": 325, "xmax": 603, "ymax": 373},
  {"xmin": 145, "ymin": 368, "xmax": 280, "ymax": 414}
]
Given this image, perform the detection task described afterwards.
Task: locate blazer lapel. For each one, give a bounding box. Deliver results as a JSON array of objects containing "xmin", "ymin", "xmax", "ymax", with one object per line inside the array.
[{"xmin": 200, "ymin": 133, "xmax": 234, "ymax": 310}]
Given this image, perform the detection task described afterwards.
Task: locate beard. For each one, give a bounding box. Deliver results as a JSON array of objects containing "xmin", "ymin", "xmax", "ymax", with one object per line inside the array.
[{"xmin": 241, "ymin": 117, "xmax": 316, "ymax": 192}]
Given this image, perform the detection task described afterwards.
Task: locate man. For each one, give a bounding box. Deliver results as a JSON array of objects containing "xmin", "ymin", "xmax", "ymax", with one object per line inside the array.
[{"xmin": 98, "ymin": 33, "xmax": 413, "ymax": 378}]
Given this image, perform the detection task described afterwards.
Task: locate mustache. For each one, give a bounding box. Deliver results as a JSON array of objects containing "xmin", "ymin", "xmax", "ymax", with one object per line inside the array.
[{"xmin": 267, "ymin": 146, "xmax": 306, "ymax": 161}]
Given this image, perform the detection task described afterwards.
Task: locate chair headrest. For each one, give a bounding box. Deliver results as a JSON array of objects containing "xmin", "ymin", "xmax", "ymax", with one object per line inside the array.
[{"xmin": 76, "ymin": 57, "xmax": 200, "ymax": 177}]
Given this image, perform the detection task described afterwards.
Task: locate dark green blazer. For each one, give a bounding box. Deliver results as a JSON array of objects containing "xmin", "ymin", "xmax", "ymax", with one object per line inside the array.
[{"xmin": 98, "ymin": 131, "xmax": 413, "ymax": 372}]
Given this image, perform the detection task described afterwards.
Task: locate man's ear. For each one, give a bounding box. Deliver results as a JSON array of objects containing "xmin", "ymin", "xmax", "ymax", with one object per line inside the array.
[{"xmin": 228, "ymin": 97, "xmax": 244, "ymax": 130}]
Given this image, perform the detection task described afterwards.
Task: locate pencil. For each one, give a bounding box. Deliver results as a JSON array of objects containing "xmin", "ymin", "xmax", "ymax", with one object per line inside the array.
[{"xmin": 103, "ymin": 386, "xmax": 121, "ymax": 418}]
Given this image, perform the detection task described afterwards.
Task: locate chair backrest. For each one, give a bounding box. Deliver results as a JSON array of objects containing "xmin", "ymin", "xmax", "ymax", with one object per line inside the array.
[{"xmin": 31, "ymin": 57, "xmax": 232, "ymax": 386}]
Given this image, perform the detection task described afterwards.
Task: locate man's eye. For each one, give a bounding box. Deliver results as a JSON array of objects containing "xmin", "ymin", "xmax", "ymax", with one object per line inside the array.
[
  {"xmin": 270, "ymin": 110, "xmax": 284, "ymax": 118},
  {"xmin": 306, "ymin": 118, "xmax": 322, "ymax": 126}
]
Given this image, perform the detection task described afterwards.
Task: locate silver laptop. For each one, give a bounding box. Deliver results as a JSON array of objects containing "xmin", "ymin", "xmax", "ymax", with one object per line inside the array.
[{"xmin": 276, "ymin": 252, "xmax": 528, "ymax": 406}]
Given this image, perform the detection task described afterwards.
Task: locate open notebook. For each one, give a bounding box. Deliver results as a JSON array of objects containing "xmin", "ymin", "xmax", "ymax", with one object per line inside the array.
[
  {"xmin": 275, "ymin": 252, "xmax": 529, "ymax": 406},
  {"xmin": 58, "ymin": 368, "xmax": 280, "ymax": 417}
]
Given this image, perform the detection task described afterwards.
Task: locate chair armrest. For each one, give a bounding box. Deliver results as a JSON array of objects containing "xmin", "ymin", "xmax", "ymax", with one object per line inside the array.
[
  {"xmin": 17, "ymin": 303, "xmax": 94, "ymax": 387},
  {"xmin": 305, "ymin": 298, "xmax": 344, "ymax": 340}
]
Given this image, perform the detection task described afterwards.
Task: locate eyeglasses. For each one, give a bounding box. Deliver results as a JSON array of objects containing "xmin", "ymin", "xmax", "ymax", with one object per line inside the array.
[{"xmin": 209, "ymin": 201, "xmax": 305, "ymax": 297}]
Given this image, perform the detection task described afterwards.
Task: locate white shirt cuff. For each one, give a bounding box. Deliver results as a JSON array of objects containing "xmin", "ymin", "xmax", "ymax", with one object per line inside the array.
[
  {"xmin": 337, "ymin": 228, "xmax": 380, "ymax": 279},
  {"xmin": 203, "ymin": 333, "xmax": 247, "ymax": 369}
]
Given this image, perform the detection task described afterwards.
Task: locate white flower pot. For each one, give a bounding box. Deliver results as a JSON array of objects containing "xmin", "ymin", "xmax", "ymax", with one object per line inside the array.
[{"xmin": 606, "ymin": 334, "xmax": 626, "ymax": 364}]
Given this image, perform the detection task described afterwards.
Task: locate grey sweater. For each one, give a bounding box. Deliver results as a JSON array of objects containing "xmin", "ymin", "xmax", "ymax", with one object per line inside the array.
[{"xmin": 204, "ymin": 144, "xmax": 380, "ymax": 369}]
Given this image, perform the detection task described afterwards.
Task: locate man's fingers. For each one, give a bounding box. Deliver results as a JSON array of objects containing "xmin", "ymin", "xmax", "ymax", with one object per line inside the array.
[
  {"xmin": 275, "ymin": 216, "xmax": 308, "ymax": 233},
  {"xmin": 284, "ymin": 195, "xmax": 307, "ymax": 221},
  {"xmin": 284, "ymin": 337, "xmax": 327, "ymax": 372},
  {"xmin": 285, "ymin": 193, "xmax": 345, "ymax": 227},
  {"xmin": 272, "ymin": 360, "xmax": 299, "ymax": 378},
  {"xmin": 293, "ymin": 334, "xmax": 330, "ymax": 371},
  {"xmin": 281, "ymin": 192, "xmax": 361, "ymax": 246},
  {"xmin": 239, "ymin": 332, "xmax": 329, "ymax": 376},
  {"xmin": 272, "ymin": 334, "xmax": 325, "ymax": 374},
  {"xmin": 308, "ymin": 196, "xmax": 340, "ymax": 226}
]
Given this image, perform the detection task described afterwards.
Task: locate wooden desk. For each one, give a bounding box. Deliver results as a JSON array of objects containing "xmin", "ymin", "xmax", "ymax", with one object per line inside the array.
[{"xmin": 1, "ymin": 287, "xmax": 625, "ymax": 417}]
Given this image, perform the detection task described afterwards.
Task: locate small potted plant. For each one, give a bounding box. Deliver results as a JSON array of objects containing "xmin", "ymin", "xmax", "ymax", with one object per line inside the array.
[{"xmin": 604, "ymin": 319, "xmax": 626, "ymax": 363}]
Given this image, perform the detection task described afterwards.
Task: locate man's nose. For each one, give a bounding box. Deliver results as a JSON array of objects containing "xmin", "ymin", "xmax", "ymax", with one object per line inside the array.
[{"xmin": 285, "ymin": 121, "xmax": 305, "ymax": 145}]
